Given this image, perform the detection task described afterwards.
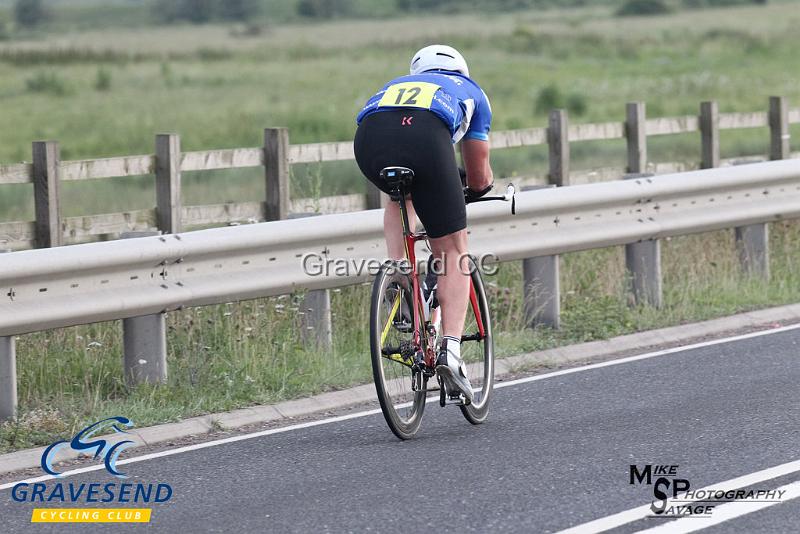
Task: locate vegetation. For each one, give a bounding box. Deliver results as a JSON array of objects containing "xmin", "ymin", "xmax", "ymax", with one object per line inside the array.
[
  {"xmin": 0, "ymin": 0, "xmax": 774, "ymax": 33},
  {"xmin": 13, "ymin": 0, "xmax": 46, "ymax": 28},
  {"xmin": 297, "ymin": 0, "xmax": 353, "ymax": 19},
  {"xmin": 616, "ymin": 0, "xmax": 672, "ymax": 16},
  {"xmin": 683, "ymin": 0, "xmax": 766, "ymax": 7},
  {"xmin": 94, "ymin": 66, "xmax": 112, "ymax": 92},
  {"xmin": 535, "ymin": 84, "xmax": 589, "ymax": 117},
  {"xmin": 23, "ymin": 70, "xmax": 70, "ymax": 96},
  {"xmin": 0, "ymin": 2, "xmax": 793, "ymax": 219},
  {"xmin": 150, "ymin": 0, "xmax": 262, "ymax": 25}
]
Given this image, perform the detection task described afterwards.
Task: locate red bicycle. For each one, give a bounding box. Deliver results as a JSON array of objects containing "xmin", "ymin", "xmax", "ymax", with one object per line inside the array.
[{"xmin": 369, "ymin": 166, "xmax": 515, "ymax": 439}]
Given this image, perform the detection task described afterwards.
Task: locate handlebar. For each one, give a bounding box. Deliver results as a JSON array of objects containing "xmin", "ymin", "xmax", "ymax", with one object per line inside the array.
[{"xmin": 464, "ymin": 183, "xmax": 516, "ymax": 215}]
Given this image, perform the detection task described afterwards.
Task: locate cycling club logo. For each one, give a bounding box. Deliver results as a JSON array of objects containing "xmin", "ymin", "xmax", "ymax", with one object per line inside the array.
[
  {"xmin": 41, "ymin": 416, "xmax": 136, "ymax": 478},
  {"xmin": 11, "ymin": 416, "xmax": 173, "ymax": 524}
]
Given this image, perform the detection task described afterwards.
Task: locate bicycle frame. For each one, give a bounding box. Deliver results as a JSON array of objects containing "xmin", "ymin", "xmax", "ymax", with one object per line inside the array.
[{"xmin": 394, "ymin": 186, "xmax": 486, "ymax": 369}]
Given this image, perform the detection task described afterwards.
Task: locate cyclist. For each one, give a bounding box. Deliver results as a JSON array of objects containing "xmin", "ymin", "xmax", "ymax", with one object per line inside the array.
[{"xmin": 354, "ymin": 44, "xmax": 494, "ymax": 403}]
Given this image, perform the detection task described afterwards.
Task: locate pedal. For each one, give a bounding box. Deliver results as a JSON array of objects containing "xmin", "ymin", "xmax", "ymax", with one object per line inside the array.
[{"xmin": 442, "ymin": 390, "xmax": 468, "ymax": 406}]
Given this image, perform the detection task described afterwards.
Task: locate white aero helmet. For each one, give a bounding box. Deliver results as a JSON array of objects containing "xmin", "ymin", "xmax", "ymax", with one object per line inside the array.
[{"xmin": 409, "ymin": 44, "xmax": 469, "ymax": 78}]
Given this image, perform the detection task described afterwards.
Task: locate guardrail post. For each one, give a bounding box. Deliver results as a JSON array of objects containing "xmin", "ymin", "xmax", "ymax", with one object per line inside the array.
[
  {"xmin": 301, "ymin": 288, "xmax": 332, "ymax": 349},
  {"xmin": 121, "ymin": 231, "xmax": 168, "ymax": 386},
  {"xmin": 264, "ymin": 127, "xmax": 290, "ymax": 221},
  {"xmin": 288, "ymin": 213, "xmax": 333, "ymax": 348},
  {"xmin": 521, "ymin": 185, "xmax": 560, "ymax": 328},
  {"xmin": 523, "ymin": 255, "xmax": 560, "ymax": 329},
  {"xmin": 547, "ymin": 109, "xmax": 569, "ymax": 186},
  {"xmin": 729, "ymin": 156, "xmax": 770, "ymax": 280},
  {"xmin": 625, "ymin": 102, "xmax": 647, "ymax": 173},
  {"xmin": 32, "ymin": 140, "xmax": 62, "ymax": 248},
  {"xmin": 155, "ymin": 133, "xmax": 182, "ymax": 234},
  {"xmin": 0, "ymin": 249, "xmax": 16, "ymax": 421},
  {"xmin": 769, "ymin": 96, "xmax": 790, "ymax": 160},
  {"xmin": 735, "ymin": 224, "xmax": 770, "ymax": 280},
  {"xmin": 0, "ymin": 335, "xmax": 15, "ymax": 422},
  {"xmin": 700, "ymin": 101, "xmax": 720, "ymax": 169},
  {"xmin": 624, "ymin": 173, "xmax": 662, "ymax": 308}
]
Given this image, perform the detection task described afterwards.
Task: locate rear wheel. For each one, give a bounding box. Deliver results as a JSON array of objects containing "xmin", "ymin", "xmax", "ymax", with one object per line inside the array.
[
  {"xmin": 459, "ymin": 257, "xmax": 494, "ymax": 424},
  {"xmin": 370, "ymin": 262, "xmax": 427, "ymax": 439}
]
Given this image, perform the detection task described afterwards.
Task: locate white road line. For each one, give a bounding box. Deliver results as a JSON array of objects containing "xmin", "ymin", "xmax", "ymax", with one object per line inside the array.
[
  {"xmin": 494, "ymin": 322, "xmax": 800, "ymax": 389},
  {"xmin": 635, "ymin": 480, "xmax": 800, "ymax": 534},
  {"xmin": 555, "ymin": 458, "xmax": 800, "ymax": 534},
  {"xmin": 2, "ymin": 322, "xmax": 799, "ymax": 493}
]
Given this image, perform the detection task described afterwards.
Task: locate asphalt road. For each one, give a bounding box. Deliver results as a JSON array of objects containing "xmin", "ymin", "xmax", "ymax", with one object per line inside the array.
[{"xmin": 2, "ymin": 327, "xmax": 800, "ymax": 533}]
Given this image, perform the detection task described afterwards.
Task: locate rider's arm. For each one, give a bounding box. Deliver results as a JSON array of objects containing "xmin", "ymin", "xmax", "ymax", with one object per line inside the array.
[
  {"xmin": 460, "ymin": 85, "xmax": 493, "ymax": 195},
  {"xmin": 461, "ymin": 139, "xmax": 493, "ymax": 193}
]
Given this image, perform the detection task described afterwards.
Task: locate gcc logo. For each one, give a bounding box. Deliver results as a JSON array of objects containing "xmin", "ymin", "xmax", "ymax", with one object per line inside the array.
[{"xmin": 41, "ymin": 417, "xmax": 136, "ymax": 478}]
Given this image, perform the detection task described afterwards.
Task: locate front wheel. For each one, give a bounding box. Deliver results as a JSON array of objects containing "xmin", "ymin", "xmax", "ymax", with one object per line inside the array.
[
  {"xmin": 459, "ymin": 257, "xmax": 494, "ymax": 424},
  {"xmin": 370, "ymin": 262, "xmax": 427, "ymax": 439}
]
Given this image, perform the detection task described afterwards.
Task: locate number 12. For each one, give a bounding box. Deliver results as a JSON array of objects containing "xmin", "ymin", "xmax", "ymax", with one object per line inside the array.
[{"xmin": 394, "ymin": 87, "xmax": 421, "ymax": 105}]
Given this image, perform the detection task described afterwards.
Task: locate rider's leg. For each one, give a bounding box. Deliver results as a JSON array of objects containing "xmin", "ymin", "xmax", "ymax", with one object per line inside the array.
[
  {"xmin": 384, "ymin": 195, "xmax": 415, "ymax": 260},
  {"xmin": 429, "ymin": 229, "xmax": 470, "ymax": 339},
  {"xmin": 431, "ymin": 228, "xmax": 473, "ymax": 402}
]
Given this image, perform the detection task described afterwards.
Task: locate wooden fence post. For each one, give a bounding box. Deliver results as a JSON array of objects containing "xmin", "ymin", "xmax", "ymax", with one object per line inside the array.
[
  {"xmin": 547, "ymin": 109, "xmax": 569, "ymax": 187},
  {"xmin": 121, "ymin": 231, "xmax": 168, "ymax": 385},
  {"xmin": 32, "ymin": 140, "xmax": 62, "ymax": 248},
  {"xmin": 625, "ymin": 102, "xmax": 647, "ymax": 173},
  {"xmin": 155, "ymin": 134, "xmax": 182, "ymax": 234},
  {"xmin": 769, "ymin": 96, "xmax": 790, "ymax": 160},
  {"xmin": 700, "ymin": 101, "xmax": 720, "ymax": 169},
  {"xmin": 264, "ymin": 127, "xmax": 290, "ymax": 221}
]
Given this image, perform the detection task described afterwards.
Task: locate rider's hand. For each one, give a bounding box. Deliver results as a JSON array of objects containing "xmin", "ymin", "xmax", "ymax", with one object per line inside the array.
[{"xmin": 464, "ymin": 183, "xmax": 494, "ymax": 202}]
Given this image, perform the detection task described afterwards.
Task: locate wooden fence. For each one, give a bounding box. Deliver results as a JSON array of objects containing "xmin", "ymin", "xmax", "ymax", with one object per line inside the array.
[{"xmin": 0, "ymin": 97, "xmax": 797, "ymax": 250}]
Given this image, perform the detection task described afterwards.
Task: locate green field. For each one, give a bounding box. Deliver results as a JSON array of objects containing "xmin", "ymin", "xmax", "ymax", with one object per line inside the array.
[
  {"xmin": 1, "ymin": 1, "xmax": 799, "ymax": 222},
  {"xmin": 2, "ymin": 1, "xmax": 800, "ymax": 452}
]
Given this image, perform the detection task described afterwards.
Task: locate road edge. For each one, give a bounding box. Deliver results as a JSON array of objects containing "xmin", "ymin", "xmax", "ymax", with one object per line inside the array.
[{"xmin": 2, "ymin": 302, "xmax": 799, "ymax": 475}]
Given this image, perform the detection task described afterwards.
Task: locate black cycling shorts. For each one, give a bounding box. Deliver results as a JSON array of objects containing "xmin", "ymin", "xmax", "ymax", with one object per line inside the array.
[{"xmin": 354, "ymin": 109, "xmax": 466, "ymax": 239}]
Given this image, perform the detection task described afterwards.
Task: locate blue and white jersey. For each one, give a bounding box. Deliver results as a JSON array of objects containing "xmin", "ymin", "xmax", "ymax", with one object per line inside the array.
[{"xmin": 356, "ymin": 71, "xmax": 492, "ymax": 143}]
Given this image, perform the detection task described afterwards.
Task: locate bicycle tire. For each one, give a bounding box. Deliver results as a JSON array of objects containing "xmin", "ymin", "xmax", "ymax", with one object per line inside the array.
[
  {"xmin": 370, "ymin": 261, "xmax": 427, "ymax": 439},
  {"xmin": 459, "ymin": 257, "xmax": 494, "ymax": 424}
]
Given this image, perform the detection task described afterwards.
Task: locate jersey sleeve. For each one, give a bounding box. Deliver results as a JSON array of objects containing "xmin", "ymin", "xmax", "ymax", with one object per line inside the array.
[{"xmin": 463, "ymin": 88, "xmax": 492, "ymax": 142}]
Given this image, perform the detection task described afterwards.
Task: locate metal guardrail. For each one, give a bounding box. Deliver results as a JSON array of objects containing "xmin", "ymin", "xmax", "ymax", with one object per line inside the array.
[{"xmin": 2, "ymin": 159, "xmax": 798, "ymax": 338}]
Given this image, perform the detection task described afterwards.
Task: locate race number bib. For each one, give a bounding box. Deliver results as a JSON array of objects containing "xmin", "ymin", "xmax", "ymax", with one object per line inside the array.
[{"xmin": 377, "ymin": 82, "xmax": 440, "ymax": 109}]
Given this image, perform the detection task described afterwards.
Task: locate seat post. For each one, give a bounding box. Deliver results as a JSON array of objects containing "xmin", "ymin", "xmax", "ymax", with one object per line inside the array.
[{"xmin": 397, "ymin": 185, "xmax": 412, "ymax": 237}]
